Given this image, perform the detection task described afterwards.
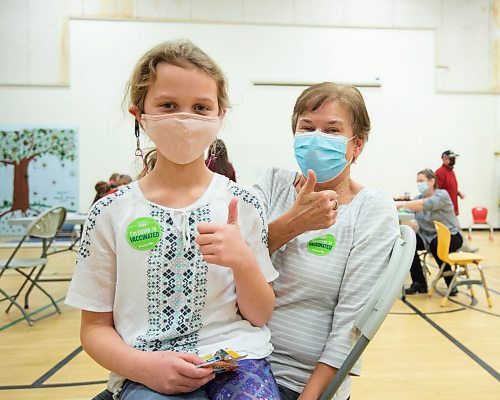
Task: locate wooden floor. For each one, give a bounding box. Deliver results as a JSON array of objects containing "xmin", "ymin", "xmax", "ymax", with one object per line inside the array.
[{"xmin": 0, "ymin": 231, "xmax": 499, "ymax": 399}]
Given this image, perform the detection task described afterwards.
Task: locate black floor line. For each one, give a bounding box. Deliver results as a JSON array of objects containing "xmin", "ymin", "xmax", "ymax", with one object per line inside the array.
[
  {"xmin": 0, "ymin": 346, "xmax": 106, "ymax": 391},
  {"xmin": 0, "ymin": 380, "xmax": 107, "ymax": 390},
  {"xmin": 390, "ymin": 306, "xmax": 466, "ymax": 315},
  {"xmin": 32, "ymin": 346, "xmax": 84, "ymax": 386},
  {"xmin": 447, "ymin": 297, "xmax": 500, "ymax": 317},
  {"xmin": 1, "ymin": 298, "xmax": 499, "ymax": 391},
  {"xmin": 403, "ymin": 298, "xmax": 500, "ymax": 382}
]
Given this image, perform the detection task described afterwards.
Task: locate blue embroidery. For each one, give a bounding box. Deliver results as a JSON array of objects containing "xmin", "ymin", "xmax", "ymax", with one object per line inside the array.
[
  {"xmin": 134, "ymin": 205, "xmax": 211, "ymax": 353},
  {"xmin": 228, "ymin": 184, "xmax": 268, "ymax": 246},
  {"xmin": 77, "ymin": 185, "xmax": 132, "ymax": 261}
]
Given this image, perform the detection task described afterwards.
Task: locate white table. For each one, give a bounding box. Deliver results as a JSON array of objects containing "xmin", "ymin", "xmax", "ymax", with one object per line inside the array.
[
  {"xmin": 8, "ymin": 212, "xmax": 87, "ymax": 253},
  {"xmin": 398, "ymin": 211, "xmax": 415, "ymax": 222},
  {"xmin": 8, "ymin": 213, "xmax": 87, "ymax": 227}
]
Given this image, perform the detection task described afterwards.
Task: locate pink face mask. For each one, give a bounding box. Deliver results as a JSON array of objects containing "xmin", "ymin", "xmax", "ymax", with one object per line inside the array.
[{"xmin": 141, "ymin": 112, "xmax": 222, "ymax": 165}]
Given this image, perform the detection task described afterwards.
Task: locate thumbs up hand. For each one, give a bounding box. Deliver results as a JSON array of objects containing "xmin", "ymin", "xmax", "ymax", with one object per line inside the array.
[
  {"xmin": 226, "ymin": 197, "xmax": 238, "ymax": 225},
  {"xmin": 291, "ymin": 169, "xmax": 339, "ymax": 234},
  {"xmin": 196, "ymin": 198, "xmax": 254, "ymax": 270}
]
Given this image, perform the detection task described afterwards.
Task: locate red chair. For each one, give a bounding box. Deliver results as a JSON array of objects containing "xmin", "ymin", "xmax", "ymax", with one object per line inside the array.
[{"xmin": 468, "ymin": 207, "xmax": 493, "ymax": 241}]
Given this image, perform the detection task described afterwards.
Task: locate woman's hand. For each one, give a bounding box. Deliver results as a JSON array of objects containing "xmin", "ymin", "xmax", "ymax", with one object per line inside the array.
[
  {"xmin": 395, "ymin": 200, "xmax": 406, "ymax": 209},
  {"xmin": 290, "ymin": 170, "xmax": 339, "ymax": 233},
  {"xmin": 267, "ymin": 170, "xmax": 339, "ymax": 254}
]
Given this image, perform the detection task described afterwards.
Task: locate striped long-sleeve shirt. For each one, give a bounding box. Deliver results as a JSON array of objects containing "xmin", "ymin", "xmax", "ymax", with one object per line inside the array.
[{"xmin": 254, "ymin": 168, "xmax": 399, "ymax": 400}]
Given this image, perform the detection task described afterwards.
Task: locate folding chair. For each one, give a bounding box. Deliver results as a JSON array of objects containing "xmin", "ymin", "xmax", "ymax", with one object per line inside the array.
[
  {"xmin": 319, "ymin": 225, "xmax": 416, "ymax": 400},
  {"xmin": 429, "ymin": 221, "xmax": 492, "ymax": 307},
  {"xmin": 0, "ymin": 206, "xmax": 67, "ymax": 325}
]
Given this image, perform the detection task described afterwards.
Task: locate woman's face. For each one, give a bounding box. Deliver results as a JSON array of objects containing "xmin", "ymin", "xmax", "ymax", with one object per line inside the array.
[
  {"xmin": 295, "ymin": 100, "xmax": 363, "ymax": 178},
  {"xmin": 416, "ymin": 173, "xmax": 434, "ymax": 192},
  {"xmin": 295, "ymin": 100, "xmax": 353, "ymax": 138}
]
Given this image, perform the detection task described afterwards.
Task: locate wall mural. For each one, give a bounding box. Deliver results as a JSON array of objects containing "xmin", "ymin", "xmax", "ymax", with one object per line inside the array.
[{"xmin": 0, "ymin": 125, "xmax": 79, "ymax": 236}]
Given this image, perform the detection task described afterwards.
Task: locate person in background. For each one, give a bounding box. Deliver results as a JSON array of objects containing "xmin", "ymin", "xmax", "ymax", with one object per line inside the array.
[
  {"xmin": 254, "ymin": 82, "xmax": 399, "ymax": 400},
  {"xmin": 92, "ymin": 180, "xmax": 111, "ymax": 205},
  {"xmin": 435, "ymin": 150, "xmax": 464, "ymax": 215},
  {"xmin": 395, "ymin": 168, "xmax": 462, "ymax": 295},
  {"xmin": 116, "ymin": 174, "xmax": 132, "ymax": 187},
  {"xmin": 205, "ymin": 138, "xmax": 236, "ymax": 182},
  {"xmin": 108, "ymin": 173, "xmax": 120, "ymax": 189}
]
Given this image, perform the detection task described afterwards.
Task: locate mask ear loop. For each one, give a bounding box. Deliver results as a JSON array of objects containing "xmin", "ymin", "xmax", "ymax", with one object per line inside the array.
[{"xmin": 135, "ymin": 120, "xmax": 149, "ymax": 174}]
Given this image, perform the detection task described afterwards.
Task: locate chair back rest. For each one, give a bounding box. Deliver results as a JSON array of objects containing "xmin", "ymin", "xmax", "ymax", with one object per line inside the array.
[
  {"xmin": 26, "ymin": 206, "xmax": 67, "ymax": 239},
  {"xmin": 5, "ymin": 207, "xmax": 67, "ymax": 265},
  {"xmin": 471, "ymin": 207, "xmax": 488, "ymax": 224},
  {"xmin": 433, "ymin": 221, "xmax": 451, "ymax": 265},
  {"xmin": 354, "ymin": 225, "xmax": 416, "ymax": 340}
]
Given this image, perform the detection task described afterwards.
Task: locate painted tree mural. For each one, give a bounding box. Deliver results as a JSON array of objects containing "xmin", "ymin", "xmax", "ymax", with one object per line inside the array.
[{"xmin": 0, "ymin": 128, "xmax": 77, "ymax": 218}]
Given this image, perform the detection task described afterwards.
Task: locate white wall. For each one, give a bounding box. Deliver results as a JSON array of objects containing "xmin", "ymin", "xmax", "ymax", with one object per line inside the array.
[
  {"xmin": 73, "ymin": 20, "xmax": 498, "ymax": 227},
  {"xmin": 0, "ymin": 19, "xmax": 498, "ymax": 228},
  {"xmin": 1, "ymin": 0, "xmax": 498, "ymax": 93}
]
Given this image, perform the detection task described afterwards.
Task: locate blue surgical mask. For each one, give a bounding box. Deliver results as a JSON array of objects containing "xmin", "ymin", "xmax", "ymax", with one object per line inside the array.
[
  {"xmin": 294, "ymin": 131, "xmax": 354, "ymax": 183},
  {"xmin": 416, "ymin": 182, "xmax": 428, "ymax": 195}
]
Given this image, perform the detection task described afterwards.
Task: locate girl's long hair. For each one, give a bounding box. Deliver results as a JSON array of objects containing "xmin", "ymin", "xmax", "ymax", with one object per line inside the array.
[{"xmin": 206, "ymin": 139, "xmax": 235, "ymax": 179}]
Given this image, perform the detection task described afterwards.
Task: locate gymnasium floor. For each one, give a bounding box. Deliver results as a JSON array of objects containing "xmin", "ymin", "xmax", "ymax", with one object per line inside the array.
[{"xmin": 0, "ymin": 231, "xmax": 499, "ymax": 399}]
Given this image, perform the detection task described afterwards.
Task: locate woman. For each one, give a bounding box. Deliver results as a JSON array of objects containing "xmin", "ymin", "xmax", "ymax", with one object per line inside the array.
[
  {"xmin": 395, "ymin": 168, "xmax": 462, "ymax": 295},
  {"xmin": 205, "ymin": 138, "xmax": 236, "ymax": 181},
  {"xmin": 254, "ymin": 82, "xmax": 399, "ymax": 400}
]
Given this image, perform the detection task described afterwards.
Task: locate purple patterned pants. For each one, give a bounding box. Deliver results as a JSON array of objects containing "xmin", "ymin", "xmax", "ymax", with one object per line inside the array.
[
  {"xmin": 120, "ymin": 359, "xmax": 279, "ymax": 400},
  {"xmin": 204, "ymin": 358, "xmax": 279, "ymax": 400}
]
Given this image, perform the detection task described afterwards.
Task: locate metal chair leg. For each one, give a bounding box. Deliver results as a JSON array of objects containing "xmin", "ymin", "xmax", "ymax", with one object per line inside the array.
[
  {"xmin": 463, "ymin": 265, "xmax": 475, "ymax": 298},
  {"xmin": 441, "ymin": 266, "xmax": 461, "ymax": 307},
  {"xmin": 5, "ymin": 267, "xmax": 37, "ymax": 312},
  {"xmin": 429, "ymin": 261, "xmax": 447, "ymax": 296},
  {"xmin": 476, "ymin": 262, "xmax": 493, "ymax": 307},
  {"xmin": 0, "ymin": 287, "xmax": 33, "ymax": 326},
  {"xmin": 23, "ymin": 264, "xmax": 48, "ymax": 309},
  {"xmin": 14, "ymin": 269, "xmax": 61, "ymax": 314}
]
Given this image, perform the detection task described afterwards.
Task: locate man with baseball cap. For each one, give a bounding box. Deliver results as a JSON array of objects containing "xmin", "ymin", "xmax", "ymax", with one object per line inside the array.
[{"xmin": 435, "ymin": 150, "xmax": 464, "ymax": 215}]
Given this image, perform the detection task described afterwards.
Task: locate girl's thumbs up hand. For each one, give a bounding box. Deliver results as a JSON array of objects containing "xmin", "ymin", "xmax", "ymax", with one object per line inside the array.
[{"xmin": 196, "ymin": 198, "xmax": 254, "ymax": 270}]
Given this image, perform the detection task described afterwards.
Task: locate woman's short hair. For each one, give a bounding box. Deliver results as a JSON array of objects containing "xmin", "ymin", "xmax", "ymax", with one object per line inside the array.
[
  {"xmin": 417, "ymin": 168, "xmax": 438, "ymax": 189},
  {"xmin": 291, "ymin": 82, "xmax": 371, "ymax": 142}
]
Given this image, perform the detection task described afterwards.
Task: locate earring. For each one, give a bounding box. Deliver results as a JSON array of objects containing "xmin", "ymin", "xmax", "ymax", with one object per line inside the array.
[
  {"xmin": 134, "ymin": 120, "xmax": 149, "ymax": 173},
  {"xmin": 210, "ymin": 139, "xmax": 218, "ymax": 160},
  {"xmin": 205, "ymin": 138, "xmax": 218, "ymax": 168}
]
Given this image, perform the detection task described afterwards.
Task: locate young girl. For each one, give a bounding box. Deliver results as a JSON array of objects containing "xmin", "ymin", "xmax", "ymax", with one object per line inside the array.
[{"xmin": 66, "ymin": 40, "xmax": 279, "ymax": 400}]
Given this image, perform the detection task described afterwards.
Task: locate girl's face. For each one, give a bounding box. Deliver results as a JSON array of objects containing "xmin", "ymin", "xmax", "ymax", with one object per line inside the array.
[
  {"xmin": 142, "ymin": 63, "xmax": 219, "ymax": 117},
  {"xmin": 295, "ymin": 100, "xmax": 363, "ymax": 161}
]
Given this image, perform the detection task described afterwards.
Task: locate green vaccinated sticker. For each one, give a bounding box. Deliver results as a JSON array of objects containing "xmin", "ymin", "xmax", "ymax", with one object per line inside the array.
[
  {"xmin": 307, "ymin": 234, "xmax": 336, "ymax": 256},
  {"xmin": 126, "ymin": 217, "xmax": 161, "ymax": 251}
]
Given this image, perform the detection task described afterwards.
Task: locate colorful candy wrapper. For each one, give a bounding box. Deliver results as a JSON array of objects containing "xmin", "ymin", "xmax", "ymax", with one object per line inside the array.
[{"xmin": 196, "ymin": 349, "xmax": 247, "ymax": 373}]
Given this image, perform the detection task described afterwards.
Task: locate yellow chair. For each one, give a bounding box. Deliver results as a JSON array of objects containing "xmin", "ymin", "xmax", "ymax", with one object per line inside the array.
[{"xmin": 429, "ymin": 221, "xmax": 492, "ymax": 307}]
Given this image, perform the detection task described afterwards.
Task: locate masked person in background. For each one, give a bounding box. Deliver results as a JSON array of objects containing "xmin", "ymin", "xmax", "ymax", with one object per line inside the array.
[
  {"xmin": 254, "ymin": 82, "xmax": 399, "ymax": 400},
  {"xmin": 435, "ymin": 150, "xmax": 464, "ymax": 215},
  {"xmin": 395, "ymin": 168, "xmax": 462, "ymax": 295}
]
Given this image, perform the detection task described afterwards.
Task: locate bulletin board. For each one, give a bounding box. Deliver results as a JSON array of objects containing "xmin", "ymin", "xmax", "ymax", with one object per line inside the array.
[{"xmin": 0, "ymin": 125, "xmax": 79, "ymax": 236}]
